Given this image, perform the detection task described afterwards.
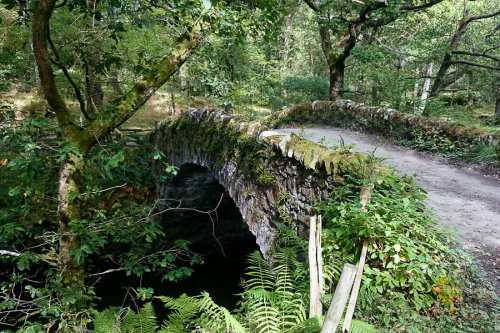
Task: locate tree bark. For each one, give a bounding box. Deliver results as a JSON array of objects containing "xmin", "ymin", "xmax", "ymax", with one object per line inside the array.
[
  {"xmin": 308, "ymin": 41, "xmax": 314, "ymax": 75},
  {"xmin": 417, "ymin": 62, "xmax": 433, "ymax": 114},
  {"xmin": 85, "ymin": 59, "xmax": 104, "ymax": 118},
  {"xmin": 495, "ymin": 77, "xmax": 500, "ymax": 123},
  {"xmin": 319, "ymin": 25, "xmax": 360, "ymax": 100},
  {"xmin": 281, "ymin": 2, "xmax": 299, "ymax": 65},
  {"xmin": 371, "ymin": 84, "xmax": 378, "ymax": 105},
  {"xmin": 430, "ymin": 10, "xmax": 471, "ymax": 97},
  {"xmin": 57, "ymin": 155, "xmax": 86, "ymax": 303},
  {"xmin": 110, "ymin": 69, "xmax": 122, "ymax": 95}
]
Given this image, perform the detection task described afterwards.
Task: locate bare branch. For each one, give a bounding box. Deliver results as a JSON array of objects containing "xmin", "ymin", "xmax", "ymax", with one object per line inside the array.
[
  {"xmin": 0, "ymin": 250, "xmax": 21, "ymax": 257},
  {"xmin": 81, "ymin": 183, "xmax": 127, "ymax": 196},
  {"xmin": 91, "ymin": 268, "xmax": 125, "ymax": 277},
  {"xmin": 453, "ymin": 50, "xmax": 500, "ymax": 62},
  {"xmin": 451, "ymin": 60, "xmax": 500, "ymax": 71},
  {"xmin": 486, "ymin": 22, "xmax": 500, "ymax": 39},
  {"xmin": 470, "ymin": 10, "xmax": 500, "ymax": 22},
  {"xmin": 47, "ymin": 33, "xmax": 91, "ymax": 121}
]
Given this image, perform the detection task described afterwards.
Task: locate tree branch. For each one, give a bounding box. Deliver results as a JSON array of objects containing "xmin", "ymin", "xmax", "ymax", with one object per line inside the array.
[
  {"xmin": 453, "ymin": 50, "xmax": 500, "ymax": 63},
  {"xmin": 470, "ymin": 10, "xmax": 500, "ymax": 22},
  {"xmin": 0, "ymin": 250, "xmax": 21, "ymax": 257},
  {"xmin": 451, "ymin": 60, "xmax": 500, "ymax": 71},
  {"xmin": 32, "ymin": 0, "xmax": 88, "ymax": 147},
  {"xmin": 401, "ymin": 0, "xmax": 445, "ymax": 12},
  {"xmin": 486, "ymin": 22, "xmax": 500, "ymax": 39},
  {"xmin": 47, "ymin": 32, "xmax": 92, "ymax": 121},
  {"xmin": 85, "ymin": 20, "xmax": 209, "ymax": 143},
  {"xmin": 304, "ymin": 0, "xmax": 320, "ymax": 12}
]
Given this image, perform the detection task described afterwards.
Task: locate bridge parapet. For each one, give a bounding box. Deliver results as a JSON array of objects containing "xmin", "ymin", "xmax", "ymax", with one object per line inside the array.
[
  {"xmin": 151, "ymin": 108, "xmax": 375, "ymax": 257},
  {"xmin": 267, "ymin": 99, "xmax": 500, "ymax": 157}
]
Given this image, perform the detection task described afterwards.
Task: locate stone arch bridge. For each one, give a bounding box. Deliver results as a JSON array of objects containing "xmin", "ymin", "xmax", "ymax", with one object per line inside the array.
[{"xmin": 151, "ymin": 108, "xmax": 373, "ymax": 257}]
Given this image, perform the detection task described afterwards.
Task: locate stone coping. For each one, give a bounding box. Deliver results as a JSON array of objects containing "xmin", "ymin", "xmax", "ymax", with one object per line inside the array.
[
  {"xmin": 153, "ymin": 107, "xmax": 377, "ymax": 178},
  {"xmin": 266, "ymin": 100, "xmax": 500, "ymax": 154}
]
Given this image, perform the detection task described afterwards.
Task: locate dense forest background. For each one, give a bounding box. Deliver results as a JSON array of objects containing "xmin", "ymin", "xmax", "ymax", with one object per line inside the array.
[{"xmin": 1, "ymin": 0, "xmax": 499, "ymax": 126}]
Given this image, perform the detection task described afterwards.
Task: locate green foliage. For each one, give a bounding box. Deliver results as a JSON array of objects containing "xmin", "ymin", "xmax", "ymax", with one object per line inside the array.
[
  {"xmin": 159, "ymin": 292, "xmax": 246, "ymax": 333},
  {"xmin": 282, "ymin": 76, "xmax": 329, "ymax": 106},
  {"xmin": 0, "ymin": 117, "xmax": 199, "ymax": 328},
  {"xmin": 93, "ymin": 302, "xmax": 158, "ymax": 333},
  {"xmin": 238, "ymin": 250, "xmax": 308, "ymax": 333},
  {"xmin": 318, "ymin": 172, "xmax": 460, "ymax": 311}
]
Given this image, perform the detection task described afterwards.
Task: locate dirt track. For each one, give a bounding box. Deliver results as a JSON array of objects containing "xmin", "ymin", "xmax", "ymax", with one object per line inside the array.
[{"xmin": 275, "ymin": 126, "xmax": 500, "ymax": 291}]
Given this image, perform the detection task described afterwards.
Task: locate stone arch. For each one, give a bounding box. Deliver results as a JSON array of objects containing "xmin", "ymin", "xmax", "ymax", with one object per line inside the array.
[{"xmin": 151, "ymin": 109, "xmax": 371, "ymax": 257}]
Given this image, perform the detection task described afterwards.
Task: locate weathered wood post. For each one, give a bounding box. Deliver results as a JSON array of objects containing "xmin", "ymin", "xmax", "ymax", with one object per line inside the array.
[
  {"xmin": 309, "ymin": 215, "xmax": 323, "ymax": 318},
  {"xmin": 320, "ymin": 263, "xmax": 357, "ymax": 333},
  {"xmin": 342, "ymin": 183, "xmax": 374, "ymax": 332}
]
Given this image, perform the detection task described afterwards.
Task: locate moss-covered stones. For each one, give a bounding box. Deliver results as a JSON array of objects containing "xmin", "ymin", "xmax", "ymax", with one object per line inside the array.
[{"xmin": 151, "ymin": 108, "xmax": 380, "ymax": 258}]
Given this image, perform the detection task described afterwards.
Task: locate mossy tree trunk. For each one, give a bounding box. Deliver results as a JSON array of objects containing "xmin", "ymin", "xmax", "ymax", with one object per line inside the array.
[
  {"xmin": 32, "ymin": 0, "xmax": 207, "ymax": 321},
  {"xmin": 319, "ymin": 24, "xmax": 361, "ymax": 100}
]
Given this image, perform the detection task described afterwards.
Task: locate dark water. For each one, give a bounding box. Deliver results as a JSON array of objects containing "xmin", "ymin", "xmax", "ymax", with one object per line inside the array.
[{"xmin": 93, "ymin": 240, "xmax": 259, "ymax": 313}]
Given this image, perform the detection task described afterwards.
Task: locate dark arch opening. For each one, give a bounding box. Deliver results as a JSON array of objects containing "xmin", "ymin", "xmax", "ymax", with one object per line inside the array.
[
  {"xmin": 156, "ymin": 163, "xmax": 260, "ymax": 308},
  {"xmin": 95, "ymin": 163, "xmax": 259, "ymax": 313}
]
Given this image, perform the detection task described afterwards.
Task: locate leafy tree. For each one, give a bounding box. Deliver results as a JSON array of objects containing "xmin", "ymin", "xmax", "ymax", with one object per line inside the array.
[
  {"xmin": 0, "ymin": 0, "xmax": 282, "ymax": 329},
  {"xmin": 303, "ymin": 0, "xmax": 445, "ymax": 100}
]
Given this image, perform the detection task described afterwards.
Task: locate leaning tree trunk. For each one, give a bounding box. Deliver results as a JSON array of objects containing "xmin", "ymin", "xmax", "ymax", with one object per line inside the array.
[
  {"xmin": 33, "ymin": 0, "xmax": 207, "ymax": 324},
  {"xmin": 430, "ymin": 10, "xmax": 471, "ymax": 97}
]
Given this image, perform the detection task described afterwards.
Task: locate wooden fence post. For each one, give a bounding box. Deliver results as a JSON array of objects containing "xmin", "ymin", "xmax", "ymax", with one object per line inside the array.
[
  {"xmin": 342, "ymin": 183, "xmax": 374, "ymax": 332},
  {"xmin": 309, "ymin": 215, "xmax": 323, "ymax": 318},
  {"xmin": 320, "ymin": 263, "xmax": 357, "ymax": 333}
]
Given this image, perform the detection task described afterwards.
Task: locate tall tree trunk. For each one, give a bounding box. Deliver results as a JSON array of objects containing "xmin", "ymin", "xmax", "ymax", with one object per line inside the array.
[
  {"xmin": 308, "ymin": 41, "xmax": 314, "ymax": 75},
  {"xmin": 225, "ymin": 40, "xmax": 234, "ymax": 82},
  {"xmin": 281, "ymin": 2, "xmax": 299, "ymax": 65},
  {"xmin": 329, "ymin": 62, "xmax": 345, "ymax": 99},
  {"xmin": 318, "ymin": 22, "xmax": 362, "ymax": 100},
  {"xmin": 417, "ymin": 62, "xmax": 433, "ymax": 114},
  {"xmin": 371, "ymin": 84, "xmax": 378, "ymax": 105},
  {"xmin": 430, "ymin": 10, "xmax": 471, "ymax": 97},
  {"xmin": 495, "ymin": 77, "xmax": 500, "ymax": 123},
  {"xmin": 57, "ymin": 154, "xmax": 86, "ymax": 304},
  {"xmin": 85, "ymin": 58, "xmax": 104, "ymax": 118},
  {"xmin": 110, "ymin": 69, "xmax": 122, "ymax": 95}
]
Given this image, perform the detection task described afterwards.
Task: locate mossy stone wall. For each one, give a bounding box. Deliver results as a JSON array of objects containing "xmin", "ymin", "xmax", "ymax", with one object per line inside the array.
[{"xmin": 267, "ymin": 100, "xmax": 500, "ymax": 160}]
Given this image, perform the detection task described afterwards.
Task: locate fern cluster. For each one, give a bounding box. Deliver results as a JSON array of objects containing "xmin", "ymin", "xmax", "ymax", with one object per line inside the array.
[
  {"xmin": 92, "ymin": 248, "xmax": 377, "ymax": 333},
  {"xmin": 93, "ymin": 302, "xmax": 158, "ymax": 333}
]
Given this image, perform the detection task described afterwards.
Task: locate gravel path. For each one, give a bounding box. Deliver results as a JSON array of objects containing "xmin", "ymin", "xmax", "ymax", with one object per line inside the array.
[{"xmin": 275, "ymin": 126, "xmax": 500, "ymax": 291}]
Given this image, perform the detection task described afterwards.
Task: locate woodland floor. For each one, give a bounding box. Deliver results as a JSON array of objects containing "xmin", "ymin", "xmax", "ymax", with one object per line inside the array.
[{"xmin": 274, "ymin": 126, "xmax": 500, "ymax": 294}]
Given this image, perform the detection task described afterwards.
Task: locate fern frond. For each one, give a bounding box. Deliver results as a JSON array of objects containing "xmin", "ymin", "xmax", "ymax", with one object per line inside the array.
[
  {"xmin": 159, "ymin": 292, "xmax": 247, "ymax": 333},
  {"xmin": 245, "ymin": 251, "xmax": 275, "ymax": 291},
  {"xmin": 348, "ymin": 319, "xmax": 378, "ymax": 333},
  {"xmin": 121, "ymin": 303, "xmax": 158, "ymax": 333},
  {"xmin": 92, "ymin": 308, "xmax": 121, "ymax": 333},
  {"xmin": 288, "ymin": 316, "xmax": 323, "ymax": 333}
]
